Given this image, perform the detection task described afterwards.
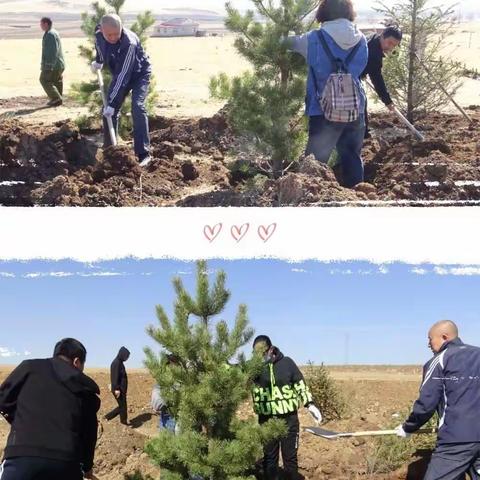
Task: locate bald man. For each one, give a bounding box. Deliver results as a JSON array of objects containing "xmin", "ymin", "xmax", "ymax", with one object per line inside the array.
[
  {"xmin": 91, "ymin": 14, "xmax": 152, "ymax": 166},
  {"xmin": 396, "ymin": 321, "xmax": 480, "ymax": 480}
]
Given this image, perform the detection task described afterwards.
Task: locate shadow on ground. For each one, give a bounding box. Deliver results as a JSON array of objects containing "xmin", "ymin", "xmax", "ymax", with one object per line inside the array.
[{"xmin": 130, "ymin": 413, "xmax": 153, "ymax": 429}]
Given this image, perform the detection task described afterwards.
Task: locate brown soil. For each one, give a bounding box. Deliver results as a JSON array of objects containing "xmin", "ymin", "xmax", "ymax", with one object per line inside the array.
[
  {"xmin": 0, "ymin": 365, "xmax": 436, "ymax": 480},
  {"xmin": 1, "ymin": 109, "xmax": 480, "ymax": 206}
]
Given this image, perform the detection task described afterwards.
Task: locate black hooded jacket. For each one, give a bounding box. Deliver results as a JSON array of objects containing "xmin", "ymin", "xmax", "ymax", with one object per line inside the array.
[
  {"xmin": 252, "ymin": 347, "xmax": 313, "ymax": 418},
  {"xmin": 361, "ymin": 34, "xmax": 393, "ymax": 106},
  {"xmin": 110, "ymin": 347, "xmax": 129, "ymax": 394},
  {"xmin": 0, "ymin": 358, "xmax": 100, "ymax": 471}
]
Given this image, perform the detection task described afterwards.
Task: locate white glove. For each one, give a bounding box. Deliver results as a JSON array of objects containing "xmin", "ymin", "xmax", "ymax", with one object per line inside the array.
[
  {"xmin": 103, "ymin": 106, "xmax": 115, "ymax": 117},
  {"xmin": 307, "ymin": 404, "xmax": 322, "ymax": 424},
  {"xmin": 90, "ymin": 61, "xmax": 103, "ymax": 73},
  {"xmin": 395, "ymin": 424, "xmax": 410, "ymax": 438}
]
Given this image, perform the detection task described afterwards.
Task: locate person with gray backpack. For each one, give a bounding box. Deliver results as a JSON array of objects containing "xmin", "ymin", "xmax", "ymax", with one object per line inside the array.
[{"xmin": 287, "ymin": 0, "xmax": 368, "ymax": 188}]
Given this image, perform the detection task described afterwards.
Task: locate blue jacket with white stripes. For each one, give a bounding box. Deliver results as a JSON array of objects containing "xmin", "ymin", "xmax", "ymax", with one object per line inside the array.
[
  {"xmin": 403, "ymin": 338, "xmax": 480, "ymax": 444},
  {"xmin": 95, "ymin": 26, "xmax": 152, "ymax": 110}
]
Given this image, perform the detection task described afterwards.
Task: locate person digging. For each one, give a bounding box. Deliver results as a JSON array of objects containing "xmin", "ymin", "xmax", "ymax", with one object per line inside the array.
[
  {"xmin": 396, "ymin": 320, "xmax": 480, "ymax": 480},
  {"xmin": 91, "ymin": 14, "xmax": 153, "ymax": 167},
  {"xmin": 361, "ymin": 25, "xmax": 402, "ymax": 139},
  {"xmin": 252, "ymin": 335, "xmax": 322, "ymax": 480}
]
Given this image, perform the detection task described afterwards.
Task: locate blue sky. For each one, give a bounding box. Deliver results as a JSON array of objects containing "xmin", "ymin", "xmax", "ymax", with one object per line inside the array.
[{"xmin": 1, "ymin": 260, "xmax": 479, "ymax": 368}]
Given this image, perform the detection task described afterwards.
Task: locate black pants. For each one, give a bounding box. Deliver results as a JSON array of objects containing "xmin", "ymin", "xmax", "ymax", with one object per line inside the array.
[
  {"xmin": 0, "ymin": 456, "xmax": 83, "ymax": 480},
  {"xmin": 260, "ymin": 413, "xmax": 300, "ymax": 480},
  {"xmin": 364, "ymin": 99, "xmax": 371, "ymax": 139},
  {"xmin": 105, "ymin": 391, "xmax": 128, "ymax": 424},
  {"xmin": 423, "ymin": 442, "xmax": 480, "ymax": 480}
]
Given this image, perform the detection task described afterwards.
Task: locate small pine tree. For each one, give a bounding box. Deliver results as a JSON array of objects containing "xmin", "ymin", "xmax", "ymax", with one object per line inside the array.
[
  {"xmin": 304, "ymin": 363, "xmax": 347, "ymax": 422},
  {"xmin": 144, "ymin": 261, "xmax": 286, "ymax": 480},
  {"xmin": 70, "ymin": 0, "xmax": 158, "ymax": 136},
  {"xmin": 376, "ymin": 0, "xmax": 463, "ymax": 121},
  {"xmin": 210, "ymin": 1, "xmax": 319, "ymax": 178}
]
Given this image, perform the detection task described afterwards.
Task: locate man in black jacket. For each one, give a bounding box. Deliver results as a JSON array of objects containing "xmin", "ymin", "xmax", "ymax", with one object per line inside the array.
[
  {"xmin": 105, "ymin": 346, "xmax": 130, "ymax": 425},
  {"xmin": 361, "ymin": 26, "xmax": 402, "ymax": 138},
  {"xmin": 0, "ymin": 338, "xmax": 100, "ymax": 480},
  {"xmin": 252, "ymin": 335, "xmax": 322, "ymax": 480}
]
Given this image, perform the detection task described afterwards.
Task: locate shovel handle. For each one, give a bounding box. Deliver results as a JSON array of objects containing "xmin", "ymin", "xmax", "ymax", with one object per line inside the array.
[
  {"xmin": 392, "ymin": 107, "xmax": 426, "ymax": 142},
  {"xmin": 97, "ymin": 70, "xmax": 117, "ymax": 147},
  {"xmin": 339, "ymin": 427, "xmax": 437, "ymax": 438},
  {"xmin": 365, "ymin": 80, "xmax": 425, "ymax": 141}
]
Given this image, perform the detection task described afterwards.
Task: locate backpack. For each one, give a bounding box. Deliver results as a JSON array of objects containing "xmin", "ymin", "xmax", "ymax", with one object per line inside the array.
[{"xmin": 311, "ymin": 30, "xmax": 362, "ymax": 123}]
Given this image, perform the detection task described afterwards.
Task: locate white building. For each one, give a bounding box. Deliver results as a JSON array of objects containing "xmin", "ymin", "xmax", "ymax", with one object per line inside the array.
[{"xmin": 151, "ymin": 18, "xmax": 200, "ymax": 37}]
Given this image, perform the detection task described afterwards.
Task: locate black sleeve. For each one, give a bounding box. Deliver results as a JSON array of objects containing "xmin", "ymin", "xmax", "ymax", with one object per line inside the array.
[
  {"xmin": 367, "ymin": 55, "xmax": 393, "ymax": 106},
  {"xmin": 0, "ymin": 361, "xmax": 30, "ymax": 423},
  {"xmin": 80, "ymin": 392, "xmax": 101, "ymax": 472},
  {"xmin": 110, "ymin": 359, "xmax": 120, "ymax": 391},
  {"xmin": 287, "ymin": 358, "xmax": 314, "ymax": 407}
]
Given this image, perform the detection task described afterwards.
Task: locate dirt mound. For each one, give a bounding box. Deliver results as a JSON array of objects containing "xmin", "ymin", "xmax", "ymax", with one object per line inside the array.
[
  {"xmin": 0, "ymin": 120, "xmax": 98, "ymax": 205},
  {"xmin": 363, "ymin": 113, "xmax": 480, "ymax": 202},
  {"xmin": 2, "ymin": 110, "xmax": 480, "ymax": 206}
]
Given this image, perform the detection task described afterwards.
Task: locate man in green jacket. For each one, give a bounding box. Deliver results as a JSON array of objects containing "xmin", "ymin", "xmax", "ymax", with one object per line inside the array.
[{"xmin": 40, "ymin": 17, "xmax": 65, "ymax": 107}]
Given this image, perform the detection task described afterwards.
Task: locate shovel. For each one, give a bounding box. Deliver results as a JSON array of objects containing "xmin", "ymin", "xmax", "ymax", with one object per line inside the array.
[
  {"xmin": 96, "ymin": 70, "xmax": 117, "ymax": 147},
  {"xmin": 366, "ymin": 80, "xmax": 425, "ymax": 141},
  {"xmin": 305, "ymin": 426, "xmax": 437, "ymax": 440}
]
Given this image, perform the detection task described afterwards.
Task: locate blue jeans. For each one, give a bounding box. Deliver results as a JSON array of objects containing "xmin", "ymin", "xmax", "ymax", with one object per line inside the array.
[
  {"xmin": 103, "ymin": 74, "xmax": 151, "ymax": 161},
  {"xmin": 305, "ymin": 114, "xmax": 365, "ymax": 188},
  {"xmin": 158, "ymin": 412, "xmax": 176, "ymax": 432}
]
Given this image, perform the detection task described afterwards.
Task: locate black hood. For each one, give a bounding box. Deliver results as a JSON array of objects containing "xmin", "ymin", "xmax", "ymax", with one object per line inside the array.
[
  {"xmin": 50, "ymin": 357, "xmax": 99, "ymax": 395},
  {"xmin": 270, "ymin": 346, "xmax": 284, "ymax": 364},
  {"xmin": 117, "ymin": 346, "xmax": 130, "ymax": 362}
]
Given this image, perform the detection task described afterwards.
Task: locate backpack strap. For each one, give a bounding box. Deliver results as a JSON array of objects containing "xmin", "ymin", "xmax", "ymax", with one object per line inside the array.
[
  {"xmin": 309, "ymin": 65, "xmax": 322, "ymax": 100},
  {"xmin": 317, "ymin": 29, "xmax": 362, "ymax": 72},
  {"xmin": 317, "ymin": 30, "xmax": 342, "ymax": 72},
  {"xmin": 344, "ymin": 40, "xmax": 362, "ymax": 67}
]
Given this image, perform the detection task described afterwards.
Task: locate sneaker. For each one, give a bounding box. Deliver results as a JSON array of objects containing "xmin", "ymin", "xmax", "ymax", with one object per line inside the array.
[
  {"xmin": 139, "ymin": 156, "xmax": 153, "ymax": 168},
  {"xmin": 47, "ymin": 98, "xmax": 63, "ymax": 107}
]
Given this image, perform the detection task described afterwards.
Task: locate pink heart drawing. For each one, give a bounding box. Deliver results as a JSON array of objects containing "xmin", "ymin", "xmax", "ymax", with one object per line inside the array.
[
  {"xmin": 258, "ymin": 223, "xmax": 277, "ymax": 242},
  {"xmin": 231, "ymin": 223, "xmax": 250, "ymax": 243},
  {"xmin": 204, "ymin": 223, "xmax": 223, "ymax": 243}
]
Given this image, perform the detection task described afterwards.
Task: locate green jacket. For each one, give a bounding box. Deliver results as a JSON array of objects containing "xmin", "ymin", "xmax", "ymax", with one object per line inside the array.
[{"xmin": 41, "ymin": 28, "xmax": 65, "ymax": 71}]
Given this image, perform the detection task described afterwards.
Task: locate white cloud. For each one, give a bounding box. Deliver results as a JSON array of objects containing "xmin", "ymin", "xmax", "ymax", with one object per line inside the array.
[
  {"xmin": 434, "ymin": 266, "xmax": 480, "ymax": 276},
  {"xmin": 0, "ymin": 347, "xmax": 20, "ymax": 358},
  {"xmin": 329, "ymin": 266, "xmax": 389, "ymax": 276},
  {"xmin": 291, "ymin": 268, "xmax": 310, "ymax": 274},
  {"xmin": 22, "ymin": 271, "xmax": 130, "ymax": 279},
  {"xmin": 412, "ymin": 267, "xmax": 428, "ymax": 275},
  {"xmin": 23, "ymin": 350, "xmax": 31, "ymax": 356},
  {"xmin": 329, "ymin": 269, "xmax": 354, "ymax": 275},
  {"xmin": 174, "ymin": 270, "xmax": 193, "ymax": 276},
  {"xmin": 0, "ymin": 272, "xmax": 15, "ymax": 278},
  {"xmin": 23, "ymin": 272, "xmax": 74, "ymax": 278}
]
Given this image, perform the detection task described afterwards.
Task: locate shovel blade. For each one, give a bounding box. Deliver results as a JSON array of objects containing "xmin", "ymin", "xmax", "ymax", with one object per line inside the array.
[{"xmin": 304, "ymin": 427, "xmax": 341, "ymax": 439}]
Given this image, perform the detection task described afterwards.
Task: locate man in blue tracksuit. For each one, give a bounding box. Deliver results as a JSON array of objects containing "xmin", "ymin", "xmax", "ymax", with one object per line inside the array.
[
  {"xmin": 91, "ymin": 14, "xmax": 152, "ymax": 166},
  {"xmin": 287, "ymin": 0, "xmax": 368, "ymax": 188},
  {"xmin": 396, "ymin": 320, "xmax": 480, "ymax": 479}
]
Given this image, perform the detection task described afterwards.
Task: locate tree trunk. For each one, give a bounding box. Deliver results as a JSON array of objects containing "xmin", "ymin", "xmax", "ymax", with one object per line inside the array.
[{"xmin": 407, "ymin": 0, "xmax": 419, "ymax": 122}]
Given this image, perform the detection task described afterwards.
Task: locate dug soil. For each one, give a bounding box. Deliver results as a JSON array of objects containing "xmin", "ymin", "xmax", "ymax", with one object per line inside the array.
[
  {"xmin": 1, "ymin": 109, "xmax": 479, "ymax": 206},
  {"xmin": 0, "ymin": 366, "xmax": 433, "ymax": 480}
]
